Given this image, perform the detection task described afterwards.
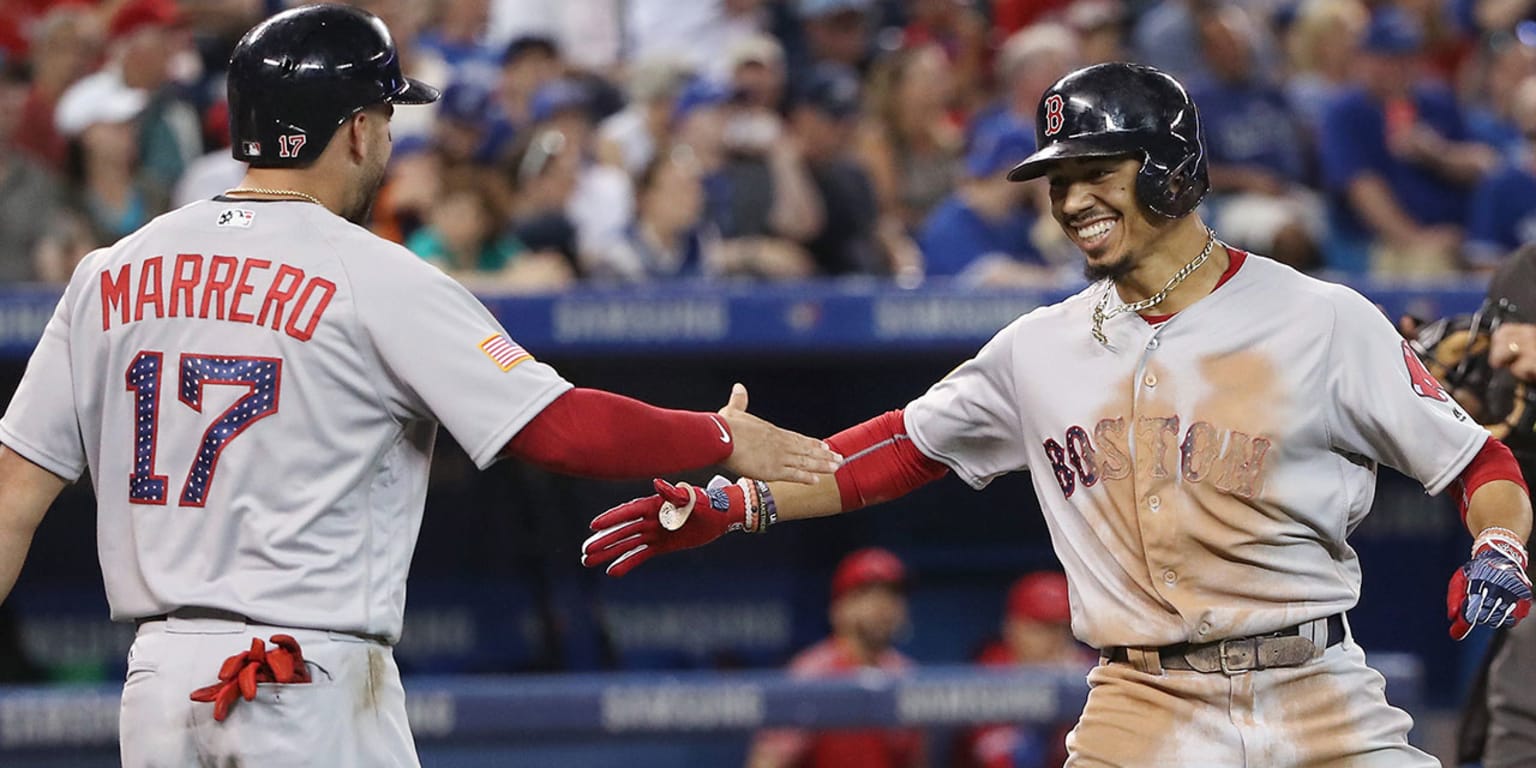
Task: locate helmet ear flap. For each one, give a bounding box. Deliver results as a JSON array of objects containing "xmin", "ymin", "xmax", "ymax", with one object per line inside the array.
[{"xmin": 1138, "ymin": 147, "xmax": 1208, "ymax": 219}]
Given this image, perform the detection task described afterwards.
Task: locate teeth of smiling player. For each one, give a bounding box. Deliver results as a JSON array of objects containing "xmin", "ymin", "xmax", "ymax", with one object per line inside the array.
[{"xmin": 1076, "ymin": 219, "xmax": 1115, "ymax": 240}]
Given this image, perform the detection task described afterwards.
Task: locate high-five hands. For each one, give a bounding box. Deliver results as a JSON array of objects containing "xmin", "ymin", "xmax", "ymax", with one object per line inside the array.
[
  {"xmin": 716, "ymin": 384, "xmax": 841, "ymax": 485},
  {"xmin": 582, "ymin": 479, "xmax": 753, "ymax": 576}
]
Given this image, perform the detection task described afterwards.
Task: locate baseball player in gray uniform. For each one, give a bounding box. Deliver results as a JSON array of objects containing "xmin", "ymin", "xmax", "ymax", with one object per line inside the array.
[
  {"xmin": 583, "ymin": 63, "xmax": 1535, "ymax": 766},
  {"xmin": 0, "ymin": 5, "xmax": 839, "ymax": 767}
]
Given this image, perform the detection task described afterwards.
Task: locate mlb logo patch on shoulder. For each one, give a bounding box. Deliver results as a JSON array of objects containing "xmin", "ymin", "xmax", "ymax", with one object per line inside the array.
[
  {"xmin": 479, "ymin": 333, "xmax": 532, "ymax": 372},
  {"xmin": 216, "ymin": 208, "xmax": 255, "ymax": 228}
]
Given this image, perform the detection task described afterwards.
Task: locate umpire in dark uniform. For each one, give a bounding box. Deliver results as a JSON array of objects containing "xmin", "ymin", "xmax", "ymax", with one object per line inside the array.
[{"xmin": 1459, "ymin": 243, "xmax": 1536, "ymax": 767}]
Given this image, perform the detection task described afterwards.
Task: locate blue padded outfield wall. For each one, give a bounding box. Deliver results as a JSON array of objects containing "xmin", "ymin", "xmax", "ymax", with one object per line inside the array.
[{"xmin": 0, "ymin": 278, "xmax": 1488, "ymax": 763}]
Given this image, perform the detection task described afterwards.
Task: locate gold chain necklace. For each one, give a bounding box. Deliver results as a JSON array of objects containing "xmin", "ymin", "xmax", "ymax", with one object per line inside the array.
[
  {"xmin": 1091, "ymin": 229, "xmax": 1221, "ymax": 346},
  {"xmin": 224, "ymin": 187, "xmax": 324, "ymax": 207}
]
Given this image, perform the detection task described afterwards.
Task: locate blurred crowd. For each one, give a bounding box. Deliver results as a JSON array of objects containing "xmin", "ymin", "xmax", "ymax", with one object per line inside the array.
[{"xmin": 8, "ymin": 0, "xmax": 1536, "ymax": 288}]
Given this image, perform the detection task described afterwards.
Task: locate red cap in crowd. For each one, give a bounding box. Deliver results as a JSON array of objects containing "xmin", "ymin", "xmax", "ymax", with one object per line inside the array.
[
  {"xmin": 0, "ymin": 15, "xmax": 26, "ymax": 62},
  {"xmin": 830, "ymin": 547, "xmax": 907, "ymax": 602},
  {"xmin": 108, "ymin": 0, "xmax": 185, "ymax": 41},
  {"xmin": 1006, "ymin": 571, "xmax": 1071, "ymax": 624}
]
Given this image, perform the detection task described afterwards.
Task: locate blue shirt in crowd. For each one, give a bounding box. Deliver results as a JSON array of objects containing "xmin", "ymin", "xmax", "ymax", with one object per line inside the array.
[
  {"xmin": 1188, "ymin": 78, "xmax": 1307, "ymax": 184},
  {"xmin": 1319, "ymin": 85, "xmax": 1471, "ymax": 240},
  {"xmin": 1468, "ymin": 160, "xmax": 1536, "ymax": 261},
  {"xmin": 919, "ymin": 196, "xmax": 1041, "ymax": 278}
]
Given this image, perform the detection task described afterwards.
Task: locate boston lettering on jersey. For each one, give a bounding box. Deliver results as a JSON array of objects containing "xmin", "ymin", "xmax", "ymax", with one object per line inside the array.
[
  {"xmin": 99, "ymin": 254, "xmax": 336, "ymax": 341},
  {"xmin": 1043, "ymin": 415, "xmax": 1272, "ymax": 499}
]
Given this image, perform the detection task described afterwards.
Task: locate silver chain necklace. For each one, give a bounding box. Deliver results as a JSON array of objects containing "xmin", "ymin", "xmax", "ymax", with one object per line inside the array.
[{"xmin": 1091, "ymin": 229, "xmax": 1220, "ymax": 346}]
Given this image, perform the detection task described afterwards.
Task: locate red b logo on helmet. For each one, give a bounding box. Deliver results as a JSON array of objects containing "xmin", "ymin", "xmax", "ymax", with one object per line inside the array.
[{"xmin": 1043, "ymin": 94, "xmax": 1065, "ymax": 136}]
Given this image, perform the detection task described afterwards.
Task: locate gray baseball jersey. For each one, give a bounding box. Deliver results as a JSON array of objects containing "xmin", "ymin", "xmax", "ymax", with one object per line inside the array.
[
  {"xmin": 905, "ymin": 252, "xmax": 1487, "ymax": 649},
  {"xmin": 0, "ymin": 198, "xmax": 571, "ymax": 642}
]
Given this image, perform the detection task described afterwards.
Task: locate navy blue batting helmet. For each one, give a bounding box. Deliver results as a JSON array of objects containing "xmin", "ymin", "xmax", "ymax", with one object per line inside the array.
[
  {"xmin": 1006, "ymin": 62, "xmax": 1208, "ymax": 219},
  {"xmin": 227, "ymin": 4, "xmax": 440, "ymax": 168}
]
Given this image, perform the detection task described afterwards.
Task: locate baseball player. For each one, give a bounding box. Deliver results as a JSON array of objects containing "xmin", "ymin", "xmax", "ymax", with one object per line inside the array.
[
  {"xmin": 584, "ymin": 62, "xmax": 1535, "ymax": 766},
  {"xmin": 0, "ymin": 6, "xmax": 839, "ymax": 767},
  {"xmin": 746, "ymin": 547, "xmax": 925, "ymax": 768}
]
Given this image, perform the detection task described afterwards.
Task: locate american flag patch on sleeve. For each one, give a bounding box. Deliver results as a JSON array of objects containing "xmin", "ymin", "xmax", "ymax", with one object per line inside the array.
[{"xmin": 479, "ymin": 333, "xmax": 532, "ymax": 371}]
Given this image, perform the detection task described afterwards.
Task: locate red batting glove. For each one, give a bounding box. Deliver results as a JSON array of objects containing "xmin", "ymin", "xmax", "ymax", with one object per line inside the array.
[
  {"xmin": 189, "ymin": 635, "xmax": 312, "ymax": 721},
  {"xmin": 581, "ymin": 479, "xmax": 746, "ymax": 577}
]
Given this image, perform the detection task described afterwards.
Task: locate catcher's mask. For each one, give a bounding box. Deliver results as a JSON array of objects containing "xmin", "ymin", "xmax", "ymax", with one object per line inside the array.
[{"xmin": 1410, "ymin": 298, "xmax": 1534, "ymax": 448}]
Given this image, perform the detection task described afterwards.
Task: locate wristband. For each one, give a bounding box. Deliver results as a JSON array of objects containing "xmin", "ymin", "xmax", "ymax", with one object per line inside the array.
[
  {"xmin": 735, "ymin": 477, "xmax": 776, "ymax": 534},
  {"xmin": 1474, "ymin": 526, "xmax": 1530, "ymax": 571},
  {"xmin": 754, "ymin": 479, "xmax": 777, "ymax": 529}
]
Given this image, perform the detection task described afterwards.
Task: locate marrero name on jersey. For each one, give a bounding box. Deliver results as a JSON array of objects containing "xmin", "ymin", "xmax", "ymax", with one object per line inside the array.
[
  {"xmin": 98, "ymin": 242, "xmax": 337, "ymax": 341},
  {"xmin": 581, "ymin": 62, "xmax": 1535, "ymax": 767}
]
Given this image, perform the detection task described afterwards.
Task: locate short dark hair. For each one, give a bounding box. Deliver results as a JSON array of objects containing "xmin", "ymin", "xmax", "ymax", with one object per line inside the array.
[{"xmin": 502, "ymin": 35, "xmax": 559, "ymax": 66}]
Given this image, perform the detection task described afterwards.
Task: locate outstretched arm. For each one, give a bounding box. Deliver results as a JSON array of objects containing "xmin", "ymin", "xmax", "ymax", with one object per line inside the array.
[
  {"xmin": 582, "ymin": 410, "xmax": 949, "ymax": 576},
  {"xmin": 0, "ymin": 447, "xmax": 69, "ymax": 605},
  {"xmin": 502, "ymin": 384, "xmax": 842, "ymax": 485}
]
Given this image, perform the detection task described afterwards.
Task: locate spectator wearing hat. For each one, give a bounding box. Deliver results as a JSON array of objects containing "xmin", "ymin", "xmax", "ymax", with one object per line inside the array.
[
  {"xmin": 918, "ymin": 123, "xmax": 1051, "ymax": 286},
  {"xmin": 13, "ymin": 6, "xmax": 100, "ymax": 172},
  {"xmin": 954, "ymin": 572, "xmax": 1093, "ymax": 768},
  {"xmin": 1188, "ymin": 5, "xmax": 1324, "ymax": 271},
  {"xmin": 41, "ymin": 63, "xmax": 156, "ymax": 282},
  {"xmin": 694, "ymin": 42, "xmax": 825, "ymax": 278},
  {"xmin": 728, "ymin": 33, "xmax": 789, "ymax": 113},
  {"xmin": 0, "ymin": 57, "xmax": 66, "ymax": 283},
  {"xmin": 789, "ymin": 63, "xmax": 919, "ymax": 278},
  {"xmin": 1320, "ymin": 6, "xmax": 1498, "ymax": 276},
  {"xmin": 746, "ymin": 547, "xmax": 925, "ymax": 768},
  {"xmin": 474, "ymin": 35, "xmax": 565, "ymax": 164},
  {"xmin": 102, "ymin": 0, "xmax": 201, "ymax": 202}
]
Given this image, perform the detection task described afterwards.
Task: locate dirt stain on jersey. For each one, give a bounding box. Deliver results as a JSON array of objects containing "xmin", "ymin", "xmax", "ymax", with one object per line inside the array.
[
  {"xmin": 1083, "ymin": 367, "xmax": 1170, "ymax": 628},
  {"xmin": 1169, "ymin": 351, "xmax": 1297, "ymax": 630}
]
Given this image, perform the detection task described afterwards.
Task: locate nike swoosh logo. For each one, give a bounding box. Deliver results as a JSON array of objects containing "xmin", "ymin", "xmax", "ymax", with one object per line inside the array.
[{"xmin": 712, "ymin": 416, "xmax": 730, "ymax": 444}]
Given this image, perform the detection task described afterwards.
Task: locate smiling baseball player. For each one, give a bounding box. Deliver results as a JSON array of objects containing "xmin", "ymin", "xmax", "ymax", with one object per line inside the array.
[
  {"xmin": 583, "ymin": 62, "xmax": 1534, "ymax": 766},
  {"xmin": 0, "ymin": 5, "xmax": 838, "ymax": 767}
]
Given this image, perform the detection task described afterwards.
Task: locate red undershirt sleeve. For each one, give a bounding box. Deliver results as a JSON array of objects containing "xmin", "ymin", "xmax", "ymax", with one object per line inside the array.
[
  {"xmin": 502, "ymin": 388, "xmax": 733, "ymax": 479},
  {"xmin": 1452, "ymin": 436, "xmax": 1529, "ymax": 521},
  {"xmin": 826, "ymin": 410, "xmax": 949, "ymax": 512}
]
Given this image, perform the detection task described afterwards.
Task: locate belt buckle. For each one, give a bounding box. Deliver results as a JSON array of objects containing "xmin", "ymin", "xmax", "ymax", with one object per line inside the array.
[{"xmin": 1217, "ymin": 638, "xmax": 1256, "ymax": 675}]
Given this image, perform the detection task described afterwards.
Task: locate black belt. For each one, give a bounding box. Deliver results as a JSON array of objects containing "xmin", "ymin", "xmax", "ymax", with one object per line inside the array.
[
  {"xmin": 1104, "ymin": 614, "xmax": 1345, "ymax": 674},
  {"xmin": 135, "ymin": 607, "xmax": 254, "ymax": 627},
  {"xmin": 135, "ymin": 607, "xmax": 389, "ymax": 644}
]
